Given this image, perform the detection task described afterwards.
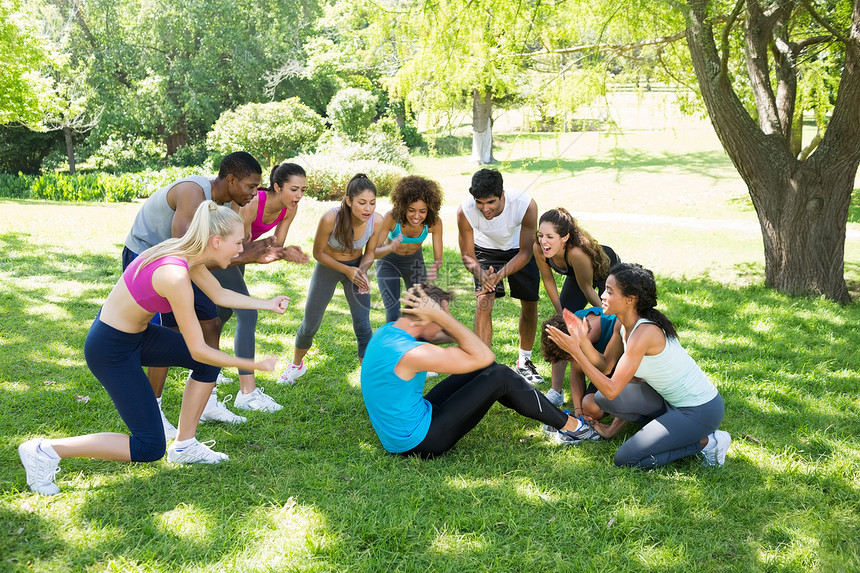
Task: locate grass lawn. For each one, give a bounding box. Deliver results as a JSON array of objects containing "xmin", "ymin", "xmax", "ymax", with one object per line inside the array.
[{"xmin": 1, "ymin": 123, "xmax": 859, "ymax": 571}]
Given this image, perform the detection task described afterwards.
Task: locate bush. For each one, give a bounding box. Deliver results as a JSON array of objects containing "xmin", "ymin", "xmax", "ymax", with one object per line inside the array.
[
  {"xmin": 326, "ymin": 88, "xmax": 379, "ymax": 139},
  {"xmin": 87, "ymin": 136, "xmax": 166, "ymax": 172},
  {"xmin": 0, "ymin": 125, "xmax": 62, "ymax": 175},
  {"xmin": 0, "ymin": 167, "xmax": 203, "ymax": 202},
  {"xmin": 207, "ymin": 98, "xmax": 325, "ymax": 167},
  {"xmin": 295, "ymin": 154, "xmax": 406, "ymax": 200},
  {"xmin": 316, "ymin": 130, "xmax": 412, "ymax": 169}
]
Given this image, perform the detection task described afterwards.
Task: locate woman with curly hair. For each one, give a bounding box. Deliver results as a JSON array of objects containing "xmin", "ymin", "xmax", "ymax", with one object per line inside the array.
[
  {"xmin": 534, "ymin": 207, "xmax": 620, "ymax": 407},
  {"xmin": 374, "ymin": 175, "xmax": 444, "ymax": 323}
]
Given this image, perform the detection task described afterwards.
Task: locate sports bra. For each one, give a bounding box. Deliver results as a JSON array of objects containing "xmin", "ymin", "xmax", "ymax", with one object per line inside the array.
[
  {"xmin": 250, "ymin": 189, "xmax": 287, "ymax": 241},
  {"xmin": 123, "ymin": 255, "xmax": 189, "ymax": 313},
  {"xmin": 327, "ymin": 207, "xmax": 374, "ymax": 250},
  {"xmin": 546, "ymin": 249, "xmax": 574, "ymax": 276},
  {"xmin": 388, "ymin": 221, "xmax": 429, "ymax": 244}
]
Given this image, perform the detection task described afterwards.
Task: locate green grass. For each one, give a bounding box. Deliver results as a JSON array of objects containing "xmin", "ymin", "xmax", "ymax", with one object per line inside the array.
[{"xmin": 2, "ymin": 123, "xmax": 860, "ymax": 571}]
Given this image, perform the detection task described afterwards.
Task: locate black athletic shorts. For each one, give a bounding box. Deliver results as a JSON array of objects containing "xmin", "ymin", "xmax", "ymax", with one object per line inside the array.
[{"xmin": 473, "ymin": 245, "xmax": 540, "ymax": 301}]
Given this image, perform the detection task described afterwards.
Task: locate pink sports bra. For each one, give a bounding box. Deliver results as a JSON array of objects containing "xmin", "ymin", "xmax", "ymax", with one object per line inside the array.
[
  {"xmin": 250, "ymin": 189, "xmax": 287, "ymax": 241},
  {"xmin": 123, "ymin": 255, "xmax": 189, "ymax": 313}
]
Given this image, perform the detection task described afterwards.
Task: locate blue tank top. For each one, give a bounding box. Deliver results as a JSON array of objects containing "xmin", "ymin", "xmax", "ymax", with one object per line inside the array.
[
  {"xmin": 388, "ymin": 221, "xmax": 429, "ymax": 244},
  {"xmin": 360, "ymin": 323, "xmax": 432, "ymax": 453},
  {"xmin": 573, "ymin": 307, "xmax": 617, "ymax": 353}
]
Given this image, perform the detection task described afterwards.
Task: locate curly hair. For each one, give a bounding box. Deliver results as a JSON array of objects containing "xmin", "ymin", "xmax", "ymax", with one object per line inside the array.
[
  {"xmin": 404, "ymin": 283, "xmax": 454, "ymax": 309},
  {"xmin": 540, "ymin": 314, "xmax": 572, "ymax": 364},
  {"xmin": 539, "ymin": 208, "xmax": 610, "ymax": 282},
  {"xmin": 390, "ymin": 175, "xmax": 443, "ymax": 228},
  {"xmin": 610, "ymin": 262, "xmax": 678, "ymax": 340}
]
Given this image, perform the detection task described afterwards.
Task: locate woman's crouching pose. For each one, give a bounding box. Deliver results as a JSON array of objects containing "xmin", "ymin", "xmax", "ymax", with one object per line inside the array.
[
  {"xmin": 546, "ymin": 263, "xmax": 731, "ymax": 469},
  {"xmin": 19, "ymin": 201, "xmax": 289, "ymax": 495}
]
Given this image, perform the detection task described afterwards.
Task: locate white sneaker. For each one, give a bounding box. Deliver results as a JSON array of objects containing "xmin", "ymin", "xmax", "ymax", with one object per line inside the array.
[
  {"xmin": 545, "ymin": 388, "xmax": 564, "ymax": 406},
  {"xmin": 18, "ymin": 439, "xmax": 60, "ymax": 495},
  {"xmin": 277, "ymin": 361, "xmax": 307, "ymax": 386},
  {"xmin": 159, "ymin": 407, "xmax": 178, "ymax": 440},
  {"xmin": 515, "ymin": 359, "xmax": 545, "ymax": 385},
  {"xmin": 234, "ymin": 387, "xmax": 283, "ymax": 412},
  {"xmin": 426, "ymin": 371, "xmax": 438, "ymax": 378},
  {"xmin": 199, "ymin": 391, "xmax": 247, "ymax": 424},
  {"xmin": 216, "ymin": 372, "xmax": 234, "ymax": 385},
  {"xmin": 701, "ymin": 430, "xmax": 732, "ymax": 467},
  {"xmin": 166, "ymin": 439, "xmax": 229, "ymax": 464}
]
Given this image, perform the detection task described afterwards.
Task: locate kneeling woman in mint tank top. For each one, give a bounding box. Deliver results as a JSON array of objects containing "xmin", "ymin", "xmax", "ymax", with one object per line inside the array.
[
  {"xmin": 374, "ymin": 175, "xmax": 444, "ymax": 323},
  {"xmin": 277, "ymin": 173, "xmax": 384, "ymax": 385},
  {"xmin": 546, "ymin": 263, "xmax": 732, "ymax": 469},
  {"xmin": 18, "ymin": 201, "xmax": 290, "ymax": 495}
]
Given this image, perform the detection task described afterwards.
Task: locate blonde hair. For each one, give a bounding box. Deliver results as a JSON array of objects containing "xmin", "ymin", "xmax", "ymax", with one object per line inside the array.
[{"xmin": 137, "ymin": 201, "xmax": 242, "ymax": 271}]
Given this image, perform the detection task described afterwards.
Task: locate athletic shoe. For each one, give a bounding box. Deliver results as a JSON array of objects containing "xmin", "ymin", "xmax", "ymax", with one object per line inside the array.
[
  {"xmin": 234, "ymin": 387, "xmax": 283, "ymax": 412},
  {"xmin": 18, "ymin": 439, "xmax": 60, "ymax": 495},
  {"xmin": 160, "ymin": 407, "xmax": 178, "ymax": 440},
  {"xmin": 545, "ymin": 388, "xmax": 564, "ymax": 406},
  {"xmin": 277, "ymin": 361, "xmax": 307, "ymax": 385},
  {"xmin": 544, "ymin": 420, "xmax": 601, "ymax": 444},
  {"xmin": 166, "ymin": 439, "xmax": 229, "ymax": 464},
  {"xmin": 427, "ymin": 371, "xmax": 438, "ymax": 378},
  {"xmin": 515, "ymin": 359, "xmax": 544, "ymax": 385},
  {"xmin": 199, "ymin": 392, "xmax": 247, "ymax": 424},
  {"xmin": 701, "ymin": 429, "xmax": 732, "ymax": 467},
  {"xmin": 216, "ymin": 372, "xmax": 234, "ymax": 385}
]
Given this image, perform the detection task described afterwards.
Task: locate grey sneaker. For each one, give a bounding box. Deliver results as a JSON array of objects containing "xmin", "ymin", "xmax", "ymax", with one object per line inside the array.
[
  {"xmin": 701, "ymin": 430, "xmax": 731, "ymax": 467},
  {"xmin": 166, "ymin": 439, "xmax": 229, "ymax": 464},
  {"xmin": 18, "ymin": 438, "xmax": 61, "ymax": 495},
  {"xmin": 234, "ymin": 387, "xmax": 283, "ymax": 412},
  {"xmin": 545, "ymin": 388, "xmax": 564, "ymax": 406},
  {"xmin": 554, "ymin": 420, "xmax": 601, "ymax": 445},
  {"xmin": 515, "ymin": 359, "xmax": 544, "ymax": 385}
]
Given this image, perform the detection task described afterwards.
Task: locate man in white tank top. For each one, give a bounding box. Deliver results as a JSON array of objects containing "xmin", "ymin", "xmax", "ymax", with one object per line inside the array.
[{"xmin": 456, "ymin": 169, "xmax": 544, "ymax": 385}]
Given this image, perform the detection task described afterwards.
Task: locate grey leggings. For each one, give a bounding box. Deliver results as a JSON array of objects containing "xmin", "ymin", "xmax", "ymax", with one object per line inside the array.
[
  {"xmin": 376, "ymin": 250, "xmax": 427, "ymax": 323},
  {"xmin": 595, "ymin": 380, "xmax": 724, "ymax": 469},
  {"xmin": 210, "ymin": 265, "xmax": 256, "ymax": 375},
  {"xmin": 295, "ymin": 257, "xmax": 372, "ymax": 358}
]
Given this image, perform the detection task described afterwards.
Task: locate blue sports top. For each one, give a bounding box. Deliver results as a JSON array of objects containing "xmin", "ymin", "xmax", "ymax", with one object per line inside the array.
[
  {"xmin": 388, "ymin": 221, "xmax": 429, "ymax": 244},
  {"xmin": 360, "ymin": 322, "xmax": 431, "ymax": 453},
  {"xmin": 573, "ymin": 307, "xmax": 617, "ymax": 353}
]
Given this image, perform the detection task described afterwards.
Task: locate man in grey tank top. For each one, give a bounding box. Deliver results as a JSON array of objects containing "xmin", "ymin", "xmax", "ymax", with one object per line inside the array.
[{"xmin": 121, "ymin": 152, "xmax": 271, "ymax": 438}]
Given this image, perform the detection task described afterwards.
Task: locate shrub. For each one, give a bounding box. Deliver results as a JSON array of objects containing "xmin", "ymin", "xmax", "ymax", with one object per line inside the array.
[
  {"xmin": 207, "ymin": 98, "xmax": 325, "ymax": 167},
  {"xmin": 316, "ymin": 130, "xmax": 412, "ymax": 169},
  {"xmin": 326, "ymin": 88, "xmax": 378, "ymax": 139},
  {"xmin": 88, "ymin": 136, "xmax": 166, "ymax": 172},
  {"xmin": 0, "ymin": 173, "xmax": 34, "ymax": 198},
  {"xmin": 295, "ymin": 154, "xmax": 406, "ymax": 200}
]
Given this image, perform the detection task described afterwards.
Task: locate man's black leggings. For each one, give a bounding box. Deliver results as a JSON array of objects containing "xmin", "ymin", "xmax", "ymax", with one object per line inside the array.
[{"xmin": 400, "ymin": 362, "xmax": 569, "ymax": 459}]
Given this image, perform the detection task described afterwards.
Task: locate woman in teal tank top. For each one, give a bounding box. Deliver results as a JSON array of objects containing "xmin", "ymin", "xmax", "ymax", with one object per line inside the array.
[{"xmin": 375, "ymin": 175, "xmax": 444, "ymax": 323}]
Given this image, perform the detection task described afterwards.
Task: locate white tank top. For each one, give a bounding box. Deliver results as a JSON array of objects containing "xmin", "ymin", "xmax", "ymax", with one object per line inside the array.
[
  {"xmin": 461, "ymin": 188, "xmax": 531, "ymax": 250},
  {"xmin": 621, "ymin": 318, "xmax": 718, "ymax": 407}
]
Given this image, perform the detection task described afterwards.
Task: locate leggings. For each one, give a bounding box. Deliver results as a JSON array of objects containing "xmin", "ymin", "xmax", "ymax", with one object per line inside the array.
[
  {"xmin": 376, "ymin": 250, "xmax": 427, "ymax": 323},
  {"xmin": 594, "ymin": 380, "xmax": 724, "ymax": 468},
  {"xmin": 211, "ymin": 265, "xmax": 256, "ymax": 375},
  {"xmin": 401, "ymin": 363, "xmax": 569, "ymax": 459},
  {"xmin": 295, "ymin": 257, "xmax": 372, "ymax": 358},
  {"xmin": 84, "ymin": 316, "xmax": 220, "ymax": 462},
  {"xmin": 559, "ymin": 245, "xmax": 621, "ymax": 312}
]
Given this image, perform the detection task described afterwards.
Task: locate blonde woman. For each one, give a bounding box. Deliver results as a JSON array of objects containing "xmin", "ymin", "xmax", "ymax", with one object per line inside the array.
[{"xmin": 19, "ymin": 201, "xmax": 289, "ymax": 495}]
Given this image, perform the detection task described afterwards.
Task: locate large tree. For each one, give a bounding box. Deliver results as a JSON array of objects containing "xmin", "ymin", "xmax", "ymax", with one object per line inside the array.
[{"xmin": 681, "ymin": 0, "xmax": 859, "ymax": 301}]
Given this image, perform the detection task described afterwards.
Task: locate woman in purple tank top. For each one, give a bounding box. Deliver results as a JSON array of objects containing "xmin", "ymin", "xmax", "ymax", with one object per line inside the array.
[{"xmin": 18, "ymin": 202, "xmax": 291, "ymax": 496}]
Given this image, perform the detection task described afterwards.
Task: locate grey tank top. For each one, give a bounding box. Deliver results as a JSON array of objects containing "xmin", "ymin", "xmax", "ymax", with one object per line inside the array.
[
  {"xmin": 326, "ymin": 207, "xmax": 374, "ymax": 250},
  {"xmin": 124, "ymin": 175, "xmax": 213, "ymax": 254}
]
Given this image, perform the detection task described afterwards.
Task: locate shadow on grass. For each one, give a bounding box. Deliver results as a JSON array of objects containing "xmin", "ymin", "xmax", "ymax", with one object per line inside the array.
[
  {"xmin": 2, "ymin": 246, "xmax": 859, "ymax": 570},
  {"xmin": 500, "ymin": 149, "xmax": 735, "ymax": 181}
]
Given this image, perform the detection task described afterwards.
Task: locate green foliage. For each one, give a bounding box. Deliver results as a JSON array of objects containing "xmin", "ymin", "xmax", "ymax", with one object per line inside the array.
[
  {"xmin": 326, "ymin": 87, "xmax": 379, "ymax": 139},
  {"xmin": 300, "ymin": 155, "xmax": 406, "ymax": 199},
  {"xmin": 207, "ymin": 99, "xmax": 325, "ymax": 168},
  {"xmin": 0, "ymin": 124, "xmax": 62, "ymax": 174},
  {"xmin": 86, "ymin": 136, "xmax": 166, "ymax": 173},
  {"xmin": 316, "ymin": 129, "xmax": 412, "ymax": 169},
  {"xmin": 0, "ymin": 167, "xmax": 202, "ymax": 202}
]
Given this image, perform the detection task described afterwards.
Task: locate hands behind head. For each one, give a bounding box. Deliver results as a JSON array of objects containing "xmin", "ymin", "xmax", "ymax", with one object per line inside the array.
[{"xmin": 401, "ymin": 284, "xmax": 444, "ymax": 326}]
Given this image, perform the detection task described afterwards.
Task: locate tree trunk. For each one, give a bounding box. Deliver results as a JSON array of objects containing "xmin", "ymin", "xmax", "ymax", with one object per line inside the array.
[
  {"xmin": 470, "ymin": 88, "xmax": 494, "ymax": 164},
  {"xmin": 684, "ymin": 0, "xmax": 859, "ymax": 302},
  {"xmin": 63, "ymin": 126, "xmax": 76, "ymax": 175},
  {"xmin": 165, "ymin": 115, "xmax": 188, "ymax": 156}
]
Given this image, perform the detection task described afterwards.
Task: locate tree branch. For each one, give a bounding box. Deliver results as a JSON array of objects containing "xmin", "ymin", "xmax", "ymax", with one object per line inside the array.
[
  {"xmin": 720, "ymin": 0, "xmax": 746, "ymax": 77},
  {"xmin": 801, "ymin": 0, "xmax": 850, "ymax": 43},
  {"xmin": 499, "ymin": 31, "xmax": 687, "ymax": 58}
]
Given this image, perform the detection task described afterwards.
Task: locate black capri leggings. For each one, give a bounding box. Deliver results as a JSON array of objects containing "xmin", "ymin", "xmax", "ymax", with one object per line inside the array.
[{"xmin": 400, "ymin": 363, "xmax": 569, "ymax": 459}]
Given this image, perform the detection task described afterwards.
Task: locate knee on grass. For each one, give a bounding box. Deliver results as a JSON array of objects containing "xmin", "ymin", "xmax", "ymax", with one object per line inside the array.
[{"xmin": 131, "ymin": 433, "xmax": 168, "ymax": 463}]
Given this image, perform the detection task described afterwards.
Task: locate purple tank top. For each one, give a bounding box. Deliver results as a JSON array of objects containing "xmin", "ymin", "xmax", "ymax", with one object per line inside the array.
[
  {"xmin": 250, "ymin": 190, "xmax": 287, "ymax": 241},
  {"xmin": 123, "ymin": 256, "xmax": 189, "ymax": 313}
]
